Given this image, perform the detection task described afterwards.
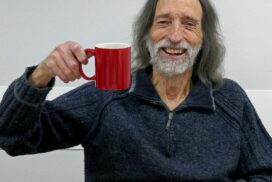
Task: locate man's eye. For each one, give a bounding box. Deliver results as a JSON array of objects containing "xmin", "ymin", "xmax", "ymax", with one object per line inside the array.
[
  {"xmin": 184, "ymin": 21, "xmax": 197, "ymax": 29},
  {"xmin": 186, "ymin": 21, "xmax": 195, "ymax": 26},
  {"xmin": 157, "ymin": 20, "xmax": 170, "ymax": 25}
]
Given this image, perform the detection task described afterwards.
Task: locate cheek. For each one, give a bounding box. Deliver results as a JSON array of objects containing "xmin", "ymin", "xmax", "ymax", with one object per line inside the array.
[
  {"xmin": 149, "ymin": 27, "xmax": 168, "ymax": 43},
  {"xmin": 194, "ymin": 28, "xmax": 203, "ymax": 41},
  {"xmin": 184, "ymin": 30, "xmax": 203, "ymax": 46}
]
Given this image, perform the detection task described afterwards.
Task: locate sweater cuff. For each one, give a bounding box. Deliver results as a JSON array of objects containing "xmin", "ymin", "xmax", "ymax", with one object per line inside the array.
[{"xmin": 14, "ymin": 66, "xmax": 55, "ymax": 107}]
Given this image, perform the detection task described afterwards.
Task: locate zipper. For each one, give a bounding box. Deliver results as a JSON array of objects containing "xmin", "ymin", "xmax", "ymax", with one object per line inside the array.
[
  {"xmin": 166, "ymin": 112, "xmax": 174, "ymax": 130},
  {"xmin": 132, "ymin": 93, "xmax": 178, "ymax": 156},
  {"xmin": 132, "ymin": 93, "xmax": 177, "ymax": 131},
  {"xmin": 166, "ymin": 111, "xmax": 175, "ymax": 156}
]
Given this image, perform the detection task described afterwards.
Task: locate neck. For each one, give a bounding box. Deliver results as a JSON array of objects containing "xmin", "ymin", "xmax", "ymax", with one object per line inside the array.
[{"xmin": 151, "ymin": 68, "xmax": 193, "ymax": 110}]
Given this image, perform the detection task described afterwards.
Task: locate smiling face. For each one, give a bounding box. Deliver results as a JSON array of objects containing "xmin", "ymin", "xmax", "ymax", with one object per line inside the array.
[{"xmin": 147, "ymin": 0, "xmax": 203, "ymax": 76}]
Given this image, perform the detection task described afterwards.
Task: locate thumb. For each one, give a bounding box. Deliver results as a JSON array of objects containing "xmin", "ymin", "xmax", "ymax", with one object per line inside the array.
[{"xmin": 80, "ymin": 48, "xmax": 94, "ymax": 65}]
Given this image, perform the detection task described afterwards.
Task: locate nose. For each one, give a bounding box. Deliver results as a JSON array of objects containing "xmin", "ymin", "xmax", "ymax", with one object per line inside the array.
[{"xmin": 167, "ymin": 21, "xmax": 184, "ymax": 44}]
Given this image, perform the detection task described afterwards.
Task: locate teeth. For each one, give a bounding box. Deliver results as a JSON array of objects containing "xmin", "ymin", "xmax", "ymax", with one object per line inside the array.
[{"xmin": 163, "ymin": 48, "xmax": 186, "ymax": 55}]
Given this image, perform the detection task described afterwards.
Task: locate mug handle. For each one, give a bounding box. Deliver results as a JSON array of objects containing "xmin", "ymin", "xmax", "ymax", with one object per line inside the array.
[{"xmin": 79, "ymin": 48, "xmax": 96, "ymax": 80}]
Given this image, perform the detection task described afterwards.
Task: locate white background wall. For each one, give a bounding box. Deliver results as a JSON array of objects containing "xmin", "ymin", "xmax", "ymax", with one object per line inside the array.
[
  {"xmin": 0, "ymin": 0, "xmax": 272, "ymax": 89},
  {"xmin": 1, "ymin": 0, "xmax": 272, "ymax": 182},
  {"xmin": 215, "ymin": 0, "xmax": 272, "ymax": 89}
]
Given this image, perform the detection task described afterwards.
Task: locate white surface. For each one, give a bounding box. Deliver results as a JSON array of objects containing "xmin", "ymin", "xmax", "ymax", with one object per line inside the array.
[
  {"xmin": 246, "ymin": 90, "xmax": 272, "ymax": 135},
  {"xmin": 0, "ymin": 150, "xmax": 84, "ymax": 182}
]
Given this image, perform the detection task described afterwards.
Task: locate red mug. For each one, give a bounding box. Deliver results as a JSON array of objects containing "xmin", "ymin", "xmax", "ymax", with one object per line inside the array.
[{"xmin": 79, "ymin": 43, "xmax": 131, "ymax": 90}]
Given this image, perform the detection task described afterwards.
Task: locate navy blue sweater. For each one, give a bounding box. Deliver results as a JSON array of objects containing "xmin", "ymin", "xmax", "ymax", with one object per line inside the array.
[{"xmin": 0, "ymin": 67, "xmax": 272, "ymax": 182}]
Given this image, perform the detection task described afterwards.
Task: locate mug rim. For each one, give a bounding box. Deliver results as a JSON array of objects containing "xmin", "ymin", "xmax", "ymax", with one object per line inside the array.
[{"xmin": 95, "ymin": 42, "xmax": 131, "ymax": 49}]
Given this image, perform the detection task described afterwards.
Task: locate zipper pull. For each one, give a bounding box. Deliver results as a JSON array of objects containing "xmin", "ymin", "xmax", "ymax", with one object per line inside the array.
[{"xmin": 166, "ymin": 112, "xmax": 174, "ymax": 130}]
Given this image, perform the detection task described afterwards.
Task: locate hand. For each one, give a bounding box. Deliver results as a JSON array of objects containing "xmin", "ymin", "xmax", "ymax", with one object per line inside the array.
[{"xmin": 29, "ymin": 41, "xmax": 92, "ymax": 87}]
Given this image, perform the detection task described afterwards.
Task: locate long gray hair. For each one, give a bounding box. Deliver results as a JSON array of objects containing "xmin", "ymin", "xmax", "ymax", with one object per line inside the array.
[{"xmin": 132, "ymin": 0, "xmax": 225, "ymax": 87}]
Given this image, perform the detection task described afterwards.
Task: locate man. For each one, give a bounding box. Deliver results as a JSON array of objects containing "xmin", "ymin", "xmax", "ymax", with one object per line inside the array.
[{"xmin": 0, "ymin": 0, "xmax": 272, "ymax": 181}]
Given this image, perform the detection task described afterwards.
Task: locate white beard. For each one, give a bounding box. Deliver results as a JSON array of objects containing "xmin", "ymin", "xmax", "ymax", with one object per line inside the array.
[{"xmin": 146, "ymin": 38, "xmax": 202, "ymax": 76}]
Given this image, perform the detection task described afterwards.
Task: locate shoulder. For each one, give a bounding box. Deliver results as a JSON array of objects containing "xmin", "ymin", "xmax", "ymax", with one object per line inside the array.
[
  {"xmin": 212, "ymin": 79, "xmax": 250, "ymax": 122},
  {"xmin": 213, "ymin": 78, "xmax": 248, "ymax": 101}
]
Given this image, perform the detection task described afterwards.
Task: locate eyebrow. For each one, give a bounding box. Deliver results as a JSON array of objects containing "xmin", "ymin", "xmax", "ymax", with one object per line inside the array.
[
  {"xmin": 154, "ymin": 13, "xmax": 171, "ymax": 21},
  {"xmin": 154, "ymin": 13, "xmax": 200, "ymax": 23},
  {"xmin": 185, "ymin": 16, "xmax": 199, "ymax": 24}
]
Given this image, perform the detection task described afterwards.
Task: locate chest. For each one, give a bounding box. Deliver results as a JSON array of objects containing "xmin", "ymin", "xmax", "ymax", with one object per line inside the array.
[{"xmin": 85, "ymin": 99, "xmax": 241, "ymax": 179}]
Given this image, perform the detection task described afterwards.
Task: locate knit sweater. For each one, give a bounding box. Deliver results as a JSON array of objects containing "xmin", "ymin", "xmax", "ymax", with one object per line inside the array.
[{"xmin": 0, "ymin": 66, "xmax": 272, "ymax": 182}]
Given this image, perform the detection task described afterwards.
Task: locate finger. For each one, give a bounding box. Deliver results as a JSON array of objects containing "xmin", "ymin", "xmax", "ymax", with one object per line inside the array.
[
  {"xmin": 65, "ymin": 45, "xmax": 83, "ymax": 79},
  {"xmin": 45, "ymin": 56, "xmax": 70, "ymax": 83},
  {"xmin": 55, "ymin": 46, "xmax": 78, "ymax": 81},
  {"xmin": 64, "ymin": 57, "xmax": 82, "ymax": 79},
  {"xmin": 51, "ymin": 64, "xmax": 70, "ymax": 83},
  {"xmin": 63, "ymin": 42, "xmax": 86, "ymax": 78},
  {"xmin": 60, "ymin": 51, "xmax": 80, "ymax": 80},
  {"xmin": 71, "ymin": 43, "xmax": 87, "ymax": 63},
  {"xmin": 71, "ymin": 44, "xmax": 91, "ymax": 66},
  {"xmin": 56, "ymin": 58, "xmax": 77, "ymax": 82}
]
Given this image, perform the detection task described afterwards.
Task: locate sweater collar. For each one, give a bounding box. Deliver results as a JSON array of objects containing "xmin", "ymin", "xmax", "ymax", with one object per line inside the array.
[{"xmin": 130, "ymin": 67, "xmax": 215, "ymax": 111}]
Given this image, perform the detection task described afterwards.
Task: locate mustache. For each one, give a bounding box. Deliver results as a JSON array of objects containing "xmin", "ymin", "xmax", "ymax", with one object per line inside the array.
[
  {"xmin": 150, "ymin": 39, "xmax": 193, "ymax": 55},
  {"xmin": 146, "ymin": 37, "xmax": 202, "ymax": 59},
  {"xmin": 156, "ymin": 40, "xmax": 191, "ymax": 49}
]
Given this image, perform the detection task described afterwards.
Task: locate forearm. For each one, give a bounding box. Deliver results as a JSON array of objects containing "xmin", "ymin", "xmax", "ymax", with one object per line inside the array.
[
  {"xmin": 0, "ymin": 67, "xmax": 54, "ymax": 155},
  {"xmin": 28, "ymin": 63, "xmax": 55, "ymax": 88}
]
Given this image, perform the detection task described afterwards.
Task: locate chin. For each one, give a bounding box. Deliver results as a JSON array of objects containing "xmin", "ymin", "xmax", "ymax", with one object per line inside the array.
[
  {"xmin": 154, "ymin": 61, "xmax": 191, "ymax": 76},
  {"xmin": 155, "ymin": 65, "xmax": 188, "ymax": 77}
]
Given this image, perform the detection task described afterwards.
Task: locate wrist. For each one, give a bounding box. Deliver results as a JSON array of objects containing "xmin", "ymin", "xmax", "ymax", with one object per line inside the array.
[{"xmin": 28, "ymin": 65, "xmax": 54, "ymax": 88}]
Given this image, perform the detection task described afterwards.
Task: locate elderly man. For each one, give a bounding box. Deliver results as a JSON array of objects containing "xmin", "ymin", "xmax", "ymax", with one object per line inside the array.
[{"xmin": 0, "ymin": 0, "xmax": 272, "ymax": 181}]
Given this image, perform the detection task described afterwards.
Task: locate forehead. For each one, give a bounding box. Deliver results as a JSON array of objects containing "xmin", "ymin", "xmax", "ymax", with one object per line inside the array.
[{"xmin": 155, "ymin": 0, "xmax": 202, "ymax": 20}]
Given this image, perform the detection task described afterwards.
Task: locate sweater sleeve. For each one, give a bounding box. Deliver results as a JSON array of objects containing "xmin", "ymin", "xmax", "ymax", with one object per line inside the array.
[
  {"xmin": 0, "ymin": 67, "xmax": 102, "ymax": 156},
  {"xmin": 237, "ymin": 95, "xmax": 272, "ymax": 181}
]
